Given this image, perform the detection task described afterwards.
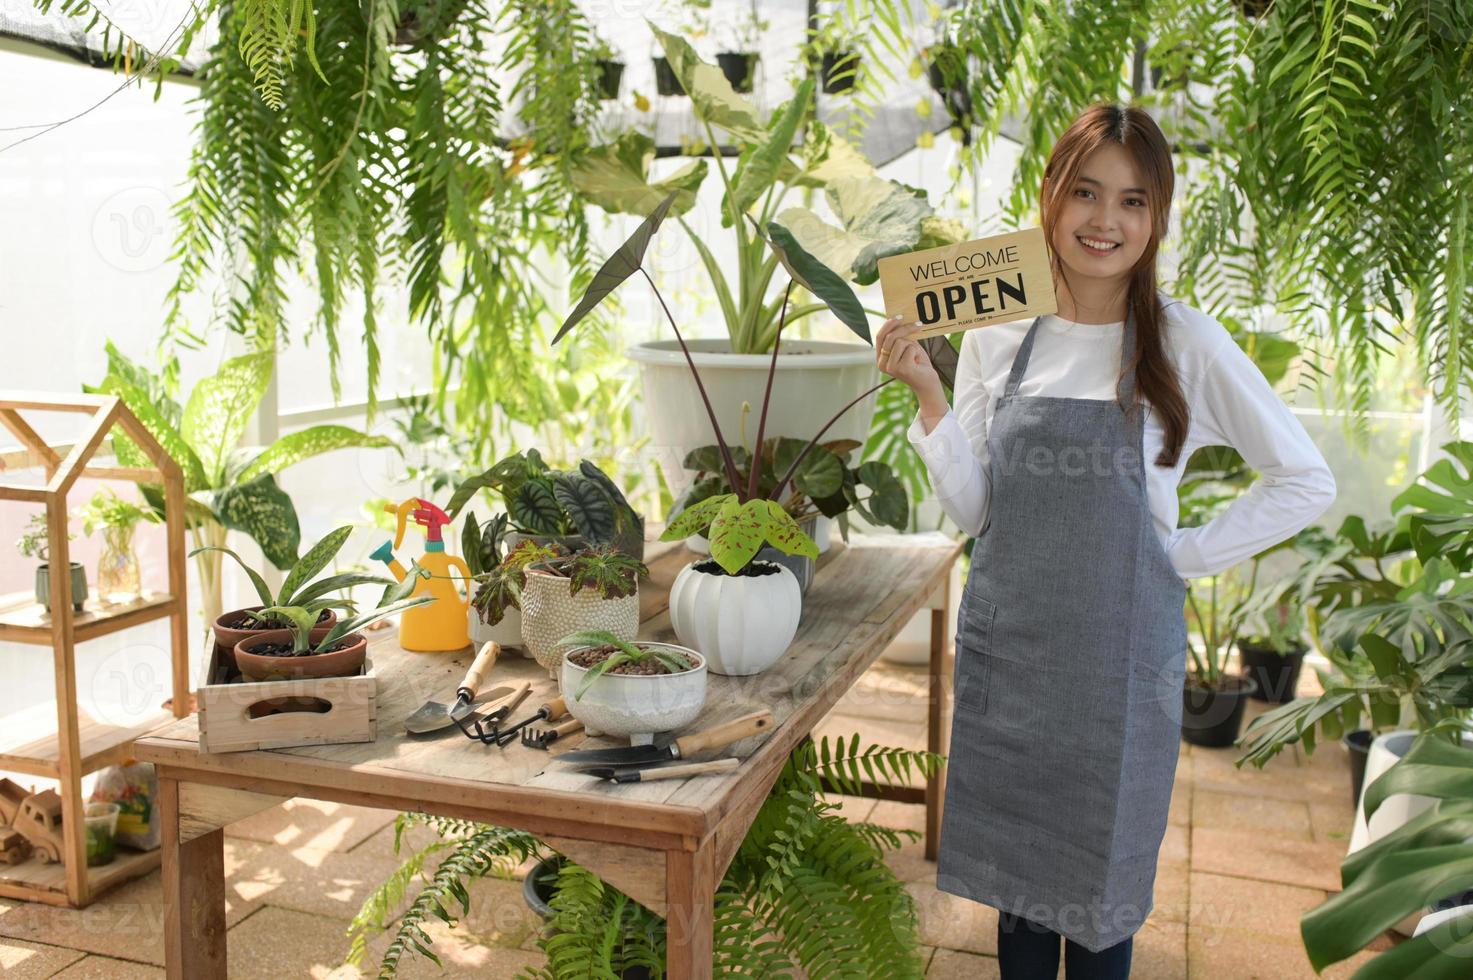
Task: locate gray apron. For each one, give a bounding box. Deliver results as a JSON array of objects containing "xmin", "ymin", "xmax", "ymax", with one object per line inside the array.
[{"xmin": 936, "ymin": 308, "xmax": 1188, "ymax": 953}]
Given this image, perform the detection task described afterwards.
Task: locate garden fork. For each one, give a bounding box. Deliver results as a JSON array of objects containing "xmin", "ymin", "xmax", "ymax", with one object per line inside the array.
[{"xmin": 521, "ymin": 717, "xmax": 584, "ymax": 750}]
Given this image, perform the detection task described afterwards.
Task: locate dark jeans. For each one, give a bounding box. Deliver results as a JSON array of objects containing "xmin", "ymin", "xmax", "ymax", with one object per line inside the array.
[{"xmin": 996, "ymin": 911, "xmax": 1134, "ymax": 979}]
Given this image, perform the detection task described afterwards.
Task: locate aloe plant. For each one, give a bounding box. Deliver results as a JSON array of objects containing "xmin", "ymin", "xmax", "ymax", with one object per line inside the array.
[
  {"xmin": 190, "ymin": 525, "xmax": 397, "ymax": 629},
  {"xmin": 558, "ymin": 629, "xmax": 696, "ymax": 701},
  {"xmin": 256, "ymin": 564, "xmax": 435, "ymax": 655}
]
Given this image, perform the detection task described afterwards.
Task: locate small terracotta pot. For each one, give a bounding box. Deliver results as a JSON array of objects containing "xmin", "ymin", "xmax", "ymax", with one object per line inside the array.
[
  {"xmin": 213, "ymin": 607, "xmax": 336, "ymax": 672},
  {"xmin": 234, "ymin": 628, "xmax": 366, "ymax": 682}
]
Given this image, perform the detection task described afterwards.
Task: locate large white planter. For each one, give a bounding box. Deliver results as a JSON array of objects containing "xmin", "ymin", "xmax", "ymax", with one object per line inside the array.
[
  {"xmin": 519, "ymin": 568, "xmax": 639, "ymax": 678},
  {"xmin": 560, "ymin": 642, "xmax": 707, "ymax": 745},
  {"xmin": 468, "ymin": 605, "xmax": 527, "ymax": 658},
  {"xmin": 669, "ymin": 559, "xmax": 801, "ymax": 676},
  {"xmin": 628, "ymin": 339, "xmax": 880, "ymax": 500}
]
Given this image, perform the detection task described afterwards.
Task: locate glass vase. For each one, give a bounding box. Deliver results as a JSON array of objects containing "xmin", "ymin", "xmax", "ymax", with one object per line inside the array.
[{"xmin": 97, "ymin": 525, "xmax": 141, "ymax": 602}]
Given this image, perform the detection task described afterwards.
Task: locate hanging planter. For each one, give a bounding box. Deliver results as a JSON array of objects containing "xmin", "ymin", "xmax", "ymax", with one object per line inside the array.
[
  {"xmin": 716, "ymin": 52, "xmax": 759, "ymax": 93},
  {"xmin": 820, "ymin": 50, "xmax": 860, "ymax": 93},
  {"xmin": 1237, "ymin": 639, "xmax": 1306, "ymax": 703},
  {"xmin": 595, "ymin": 60, "xmax": 625, "ymax": 100},
  {"xmin": 652, "ymin": 56, "xmax": 683, "ymax": 96}
]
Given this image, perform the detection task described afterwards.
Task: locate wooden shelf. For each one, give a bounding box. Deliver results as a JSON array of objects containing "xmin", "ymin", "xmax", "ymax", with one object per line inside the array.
[
  {"xmin": 0, "ymin": 702, "xmax": 175, "ymax": 779},
  {"xmin": 0, "ymin": 591, "xmax": 175, "ymax": 645},
  {"xmin": 0, "ymin": 845, "xmax": 159, "ymax": 907}
]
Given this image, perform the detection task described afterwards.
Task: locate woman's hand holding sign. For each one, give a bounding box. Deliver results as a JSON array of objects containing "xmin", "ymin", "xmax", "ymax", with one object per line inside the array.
[{"xmin": 877, "ymin": 314, "xmax": 951, "ymax": 434}]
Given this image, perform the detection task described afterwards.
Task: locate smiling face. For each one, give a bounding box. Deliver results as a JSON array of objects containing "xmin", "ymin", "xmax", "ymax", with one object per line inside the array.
[{"xmin": 1045, "ymin": 142, "xmax": 1154, "ymax": 289}]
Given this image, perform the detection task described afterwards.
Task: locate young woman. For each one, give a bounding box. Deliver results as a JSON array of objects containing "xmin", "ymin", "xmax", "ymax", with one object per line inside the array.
[{"xmin": 876, "ymin": 103, "xmax": 1337, "ymax": 979}]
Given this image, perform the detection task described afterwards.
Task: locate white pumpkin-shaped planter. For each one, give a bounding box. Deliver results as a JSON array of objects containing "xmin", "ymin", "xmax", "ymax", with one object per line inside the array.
[
  {"xmin": 560, "ymin": 641, "xmax": 707, "ymax": 745},
  {"xmin": 520, "ymin": 567, "xmax": 639, "ymax": 677},
  {"xmin": 669, "ymin": 558, "xmax": 801, "ymax": 676}
]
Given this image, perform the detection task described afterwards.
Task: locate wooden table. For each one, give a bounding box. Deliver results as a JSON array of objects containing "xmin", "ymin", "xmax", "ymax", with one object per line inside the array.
[{"xmin": 134, "ymin": 532, "xmax": 962, "ymax": 979}]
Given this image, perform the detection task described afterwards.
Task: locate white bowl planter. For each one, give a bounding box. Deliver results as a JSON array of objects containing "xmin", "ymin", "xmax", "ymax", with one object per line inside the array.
[
  {"xmin": 628, "ymin": 339, "xmax": 879, "ymax": 500},
  {"xmin": 519, "ymin": 568, "xmax": 639, "ymax": 678},
  {"xmin": 669, "ymin": 559, "xmax": 801, "ymax": 676},
  {"xmin": 560, "ymin": 642, "xmax": 707, "ymax": 745},
  {"xmin": 468, "ymin": 605, "xmax": 527, "ymax": 658}
]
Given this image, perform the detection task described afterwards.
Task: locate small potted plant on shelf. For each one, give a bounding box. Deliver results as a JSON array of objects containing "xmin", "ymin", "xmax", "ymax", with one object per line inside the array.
[
  {"xmin": 447, "ymin": 452, "xmax": 645, "ymax": 561},
  {"xmin": 591, "ymin": 37, "xmax": 623, "ymax": 100},
  {"xmin": 552, "ymin": 190, "xmax": 907, "ymax": 676},
  {"xmin": 17, "ymin": 513, "xmax": 86, "ymax": 613},
  {"xmin": 79, "ymin": 487, "xmax": 160, "ymax": 603},
  {"xmin": 518, "ymin": 545, "xmax": 647, "ymax": 677},
  {"xmin": 558, "ymin": 629, "xmax": 707, "ymax": 743},
  {"xmin": 235, "ymin": 566, "xmax": 435, "ymax": 681},
  {"xmin": 191, "ymin": 525, "xmax": 398, "ymax": 670}
]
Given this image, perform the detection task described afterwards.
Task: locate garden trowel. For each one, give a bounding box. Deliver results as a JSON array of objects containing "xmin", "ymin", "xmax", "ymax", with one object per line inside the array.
[
  {"xmin": 556, "ymin": 709, "xmax": 774, "ymax": 768},
  {"xmin": 405, "ymin": 641, "xmax": 503, "ymax": 735}
]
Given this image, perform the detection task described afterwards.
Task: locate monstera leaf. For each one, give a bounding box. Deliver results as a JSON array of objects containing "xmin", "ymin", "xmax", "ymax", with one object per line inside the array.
[
  {"xmin": 776, "ymin": 175, "xmax": 938, "ymax": 285},
  {"xmin": 649, "ymin": 23, "xmax": 764, "ymax": 140},
  {"xmin": 570, "ymin": 132, "xmax": 707, "ymax": 217}
]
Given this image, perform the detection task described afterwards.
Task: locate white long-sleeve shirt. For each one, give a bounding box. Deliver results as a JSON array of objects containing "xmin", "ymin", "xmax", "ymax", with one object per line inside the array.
[{"xmin": 907, "ymin": 300, "xmax": 1337, "ymax": 579}]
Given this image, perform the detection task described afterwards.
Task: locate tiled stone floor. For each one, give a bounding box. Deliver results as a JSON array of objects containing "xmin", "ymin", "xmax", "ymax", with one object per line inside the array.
[{"xmin": 0, "ymin": 657, "xmax": 1394, "ymax": 978}]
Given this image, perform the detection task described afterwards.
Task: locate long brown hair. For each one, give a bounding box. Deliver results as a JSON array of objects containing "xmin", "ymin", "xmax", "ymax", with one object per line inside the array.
[{"xmin": 1039, "ymin": 103, "xmax": 1189, "ymax": 468}]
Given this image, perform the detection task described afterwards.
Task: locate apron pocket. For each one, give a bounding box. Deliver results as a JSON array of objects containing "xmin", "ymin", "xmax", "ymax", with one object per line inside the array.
[{"xmin": 954, "ymin": 596, "xmax": 996, "ymax": 712}]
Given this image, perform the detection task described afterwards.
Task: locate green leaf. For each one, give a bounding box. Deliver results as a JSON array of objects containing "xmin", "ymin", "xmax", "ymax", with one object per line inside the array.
[
  {"xmin": 324, "ymin": 592, "xmax": 437, "ymax": 650},
  {"xmin": 1364, "ymin": 735, "xmax": 1473, "ymax": 822},
  {"xmin": 237, "ymin": 426, "xmax": 393, "ymax": 484},
  {"xmin": 255, "ymin": 604, "xmax": 320, "ymax": 652},
  {"xmin": 94, "ymin": 378, "xmax": 208, "ymax": 492},
  {"xmin": 858, "ymin": 461, "xmax": 909, "ymax": 529},
  {"xmin": 684, "ymin": 444, "xmax": 750, "ymax": 476},
  {"xmin": 576, "ymin": 461, "xmax": 638, "ymax": 532},
  {"xmin": 570, "ymin": 131, "xmax": 707, "ymax": 217},
  {"xmin": 187, "ymin": 544, "xmax": 274, "ymax": 607},
  {"xmin": 213, "ymin": 474, "xmax": 301, "ymax": 571},
  {"xmin": 773, "ymin": 438, "xmax": 843, "ymax": 499},
  {"xmin": 763, "ymin": 220, "xmax": 870, "ymax": 342},
  {"xmin": 661, "ymin": 493, "xmax": 734, "ymax": 541},
  {"xmin": 280, "ymin": 525, "xmax": 353, "ymax": 605},
  {"xmin": 731, "ymin": 78, "xmax": 812, "ymax": 216},
  {"xmin": 649, "ymin": 24, "xmax": 764, "ymax": 140},
  {"xmin": 553, "ymin": 190, "xmax": 680, "ymax": 344},
  {"xmin": 553, "ymin": 474, "xmax": 616, "ymax": 544},
  {"xmin": 290, "ymin": 572, "xmax": 396, "ymax": 607},
  {"xmin": 708, "ymin": 497, "xmax": 768, "ymax": 574},
  {"xmin": 1358, "ymin": 633, "xmax": 1404, "ymax": 683},
  {"xmin": 775, "ymin": 176, "xmax": 933, "ymax": 285},
  {"xmin": 509, "ymin": 479, "xmax": 565, "ymax": 535},
  {"xmin": 182, "ymin": 352, "xmax": 272, "ymax": 485},
  {"xmin": 760, "ymin": 500, "xmax": 819, "ymax": 559}
]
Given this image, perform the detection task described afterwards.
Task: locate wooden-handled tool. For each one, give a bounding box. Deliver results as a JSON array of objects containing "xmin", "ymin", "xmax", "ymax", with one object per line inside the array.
[
  {"xmin": 583, "ymin": 758, "xmax": 740, "ymax": 783},
  {"xmin": 495, "ymin": 695, "xmax": 569, "ymax": 746},
  {"xmin": 555, "ymin": 710, "xmax": 774, "ymax": 767},
  {"xmin": 524, "ymin": 716, "xmax": 583, "ymax": 750},
  {"xmin": 405, "ymin": 642, "xmax": 501, "ymax": 734}
]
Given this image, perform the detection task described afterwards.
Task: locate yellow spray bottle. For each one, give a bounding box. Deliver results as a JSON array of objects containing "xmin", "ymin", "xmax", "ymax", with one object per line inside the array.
[{"xmin": 371, "ymin": 498, "xmax": 471, "ymax": 652}]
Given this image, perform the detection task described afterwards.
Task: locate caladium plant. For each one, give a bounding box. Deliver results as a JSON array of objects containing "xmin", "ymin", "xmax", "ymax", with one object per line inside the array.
[{"xmin": 552, "ymin": 188, "xmax": 907, "ymax": 575}]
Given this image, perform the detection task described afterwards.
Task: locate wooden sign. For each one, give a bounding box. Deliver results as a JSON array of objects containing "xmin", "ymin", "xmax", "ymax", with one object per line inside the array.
[{"xmin": 877, "ymin": 227, "xmax": 1057, "ymax": 340}]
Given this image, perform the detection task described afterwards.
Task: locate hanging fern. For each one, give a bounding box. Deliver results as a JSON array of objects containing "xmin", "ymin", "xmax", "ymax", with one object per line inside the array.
[{"xmin": 349, "ymin": 735, "xmax": 944, "ymax": 978}]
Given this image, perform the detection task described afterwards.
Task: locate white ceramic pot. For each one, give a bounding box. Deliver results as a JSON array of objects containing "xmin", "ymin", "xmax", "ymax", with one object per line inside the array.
[
  {"xmin": 669, "ymin": 559, "xmax": 801, "ymax": 676},
  {"xmin": 560, "ymin": 642, "xmax": 707, "ymax": 745},
  {"xmin": 1414, "ymin": 904, "xmax": 1473, "ymax": 938},
  {"xmin": 628, "ymin": 339, "xmax": 880, "ymax": 500},
  {"xmin": 468, "ymin": 605, "xmax": 527, "ymax": 658},
  {"xmin": 519, "ymin": 568, "xmax": 640, "ymax": 678}
]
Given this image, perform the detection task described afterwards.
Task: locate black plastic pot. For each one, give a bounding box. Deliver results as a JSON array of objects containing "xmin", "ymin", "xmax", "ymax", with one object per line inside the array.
[
  {"xmin": 716, "ymin": 51, "xmax": 759, "ymax": 93},
  {"xmin": 524, "ymin": 855, "xmax": 652, "ymax": 979},
  {"xmin": 652, "ymin": 56, "xmax": 683, "ymax": 96},
  {"xmin": 820, "ymin": 50, "xmax": 859, "ymax": 93},
  {"xmin": 1181, "ymin": 675, "xmax": 1258, "ymax": 748},
  {"xmin": 595, "ymin": 60, "xmax": 624, "ymax": 100},
  {"xmin": 753, "ymin": 514, "xmax": 819, "ymax": 595},
  {"xmin": 1237, "ymin": 641, "xmax": 1306, "ymax": 703},
  {"xmin": 1345, "ymin": 729, "xmax": 1374, "ymax": 809}
]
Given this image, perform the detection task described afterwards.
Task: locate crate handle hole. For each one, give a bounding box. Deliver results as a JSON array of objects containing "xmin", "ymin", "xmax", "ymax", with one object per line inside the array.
[{"xmin": 247, "ymin": 696, "xmax": 334, "ymax": 719}]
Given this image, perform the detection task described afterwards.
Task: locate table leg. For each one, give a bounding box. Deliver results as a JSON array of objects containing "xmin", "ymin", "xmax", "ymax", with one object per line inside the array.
[
  {"xmin": 926, "ymin": 605, "xmax": 945, "ymax": 861},
  {"xmin": 664, "ymin": 844, "xmax": 715, "ymax": 979},
  {"xmin": 160, "ymin": 777, "xmax": 227, "ymax": 979}
]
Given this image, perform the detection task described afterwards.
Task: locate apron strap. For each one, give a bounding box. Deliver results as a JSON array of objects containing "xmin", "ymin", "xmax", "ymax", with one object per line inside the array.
[{"xmin": 1002, "ymin": 310, "xmax": 1141, "ymax": 406}]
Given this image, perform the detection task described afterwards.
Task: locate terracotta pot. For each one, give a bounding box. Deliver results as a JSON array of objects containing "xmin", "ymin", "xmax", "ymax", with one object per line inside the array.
[
  {"xmin": 519, "ymin": 567, "xmax": 639, "ymax": 678},
  {"xmin": 213, "ymin": 606, "xmax": 336, "ymax": 673},
  {"xmin": 234, "ymin": 628, "xmax": 367, "ymax": 682}
]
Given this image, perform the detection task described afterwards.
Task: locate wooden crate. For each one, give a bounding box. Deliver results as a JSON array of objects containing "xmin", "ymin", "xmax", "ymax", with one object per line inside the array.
[{"xmin": 197, "ymin": 644, "xmax": 377, "ymax": 754}]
